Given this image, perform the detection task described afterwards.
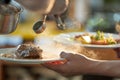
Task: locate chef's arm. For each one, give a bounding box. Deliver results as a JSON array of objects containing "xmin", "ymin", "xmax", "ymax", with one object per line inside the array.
[
  {"xmin": 43, "ymin": 52, "xmax": 120, "ymax": 77},
  {"xmin": 86, "ymin": 59, "xmax": 120, "ymax": 77}
]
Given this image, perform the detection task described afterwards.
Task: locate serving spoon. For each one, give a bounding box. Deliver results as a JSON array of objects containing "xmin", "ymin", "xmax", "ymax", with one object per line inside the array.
[
  {"xmin": 33, "ymin": 15, "xmax": 47, "ymax": 34},
  {"xmin": 54, "ymin": 15, "xmax": 66, "ymax": 30}
]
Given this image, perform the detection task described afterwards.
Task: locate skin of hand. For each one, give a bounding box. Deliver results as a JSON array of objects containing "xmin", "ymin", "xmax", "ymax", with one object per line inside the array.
[
  {"xmin": 43, "ymin": 52, "xmax": 120, "ymax": 77},
  {"xmin": 42, "ymin": 51, "xmax": 94, "ymax": 77}
]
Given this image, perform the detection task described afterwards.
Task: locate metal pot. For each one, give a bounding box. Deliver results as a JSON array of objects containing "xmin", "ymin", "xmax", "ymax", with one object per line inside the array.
[{"xmin": 0, "ymin": 0, "xmax": 23, "ymax": 34}]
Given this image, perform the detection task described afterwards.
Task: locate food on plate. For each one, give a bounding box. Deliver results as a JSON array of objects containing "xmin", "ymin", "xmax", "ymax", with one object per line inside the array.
[
  {"xmin": 15, "ymin": 44, "xmax": 43, "ymax": 59},
  {"xmin": 0, "ymin": 53, "xmax": 15, "ymax": 58},
  {"xmin": 75, "ymin": 31, "xmax": 118, "ymax": 45},
  {"xmin": 75, "ymin": 33, "xmax": 92, "ymax": 44}
]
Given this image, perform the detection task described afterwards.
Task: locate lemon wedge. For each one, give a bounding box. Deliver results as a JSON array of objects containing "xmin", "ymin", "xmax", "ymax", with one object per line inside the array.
[{"xmin": 81, "ymin": 36, "xmax": 91, "ymax": 44}]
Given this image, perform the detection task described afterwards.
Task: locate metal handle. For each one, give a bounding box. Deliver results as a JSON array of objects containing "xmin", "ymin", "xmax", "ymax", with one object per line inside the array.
[{"xmin": 54, "ymin": 15, "xmax": 66, "ymax": 30}]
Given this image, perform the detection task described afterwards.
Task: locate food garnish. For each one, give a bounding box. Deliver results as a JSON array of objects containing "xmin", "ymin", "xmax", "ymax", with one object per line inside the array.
[{"xmin": 75, "ymin": 31, "xmax": 117, "ymax": 45}]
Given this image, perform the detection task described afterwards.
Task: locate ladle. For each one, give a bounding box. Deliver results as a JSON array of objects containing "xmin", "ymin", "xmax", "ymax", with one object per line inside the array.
[
  {"xmin": 33, "ymin": 15, "xmax": 47, "ymax": 34},
  {"xmin": 54, "ymin": 15, "xmax": 66, "ymax": 30}
]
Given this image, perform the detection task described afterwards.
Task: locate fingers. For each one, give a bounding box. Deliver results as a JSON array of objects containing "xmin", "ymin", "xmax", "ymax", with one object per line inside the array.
[
  {"xmin": 42, "ymin": 62, "xmax": 59, "ymax": 70},
  {"xmin": 42, "ymin": 52, "xmax": 71, "ymax": 72},
  {"xmin": 42, "ymin": 60, "xmax": 68, "ymax": 74},
  {"xmin": 60, "ymin": 51, "xmax": 88, "ymax": 61},
  {"xmin": 60, "ymin": 51, "xmax": 75, "ymax": 60},
  {"xmin": 42, "ymin": 51, "xmax": 89, "ymax": 77}
]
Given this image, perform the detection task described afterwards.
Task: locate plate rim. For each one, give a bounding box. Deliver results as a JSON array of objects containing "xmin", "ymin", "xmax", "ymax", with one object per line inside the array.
[
  {"xmin": 0, "ymin": 48, "xmax": 64, "ymax": 64},
  {"xmin": 53, "ymin": 32, "xmax": 120, "ymax": 48}
]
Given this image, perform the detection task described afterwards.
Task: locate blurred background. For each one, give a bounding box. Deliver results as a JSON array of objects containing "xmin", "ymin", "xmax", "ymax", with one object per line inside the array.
[{"xmin": 0, "ymin": 0, "xmax": 120, "ymax": 80}]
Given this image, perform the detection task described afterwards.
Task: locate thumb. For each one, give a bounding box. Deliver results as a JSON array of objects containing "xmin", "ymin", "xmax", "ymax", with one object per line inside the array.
[
  {"xmin": 60, "ymin": 51, "xmax": 90, "ymax": 61},
  {"xmin": 60, "ymin": 51, "xmax": 75, "ymax": 60}
]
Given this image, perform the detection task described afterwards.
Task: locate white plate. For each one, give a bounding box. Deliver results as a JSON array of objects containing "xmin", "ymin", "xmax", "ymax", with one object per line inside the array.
[
  {"xmin": 0, "ymin": 48, "xmax": 64, "ymax": 64},
  {"xmin": 53, "ymin": 32, "xmax": 120, "ymax": 48}
]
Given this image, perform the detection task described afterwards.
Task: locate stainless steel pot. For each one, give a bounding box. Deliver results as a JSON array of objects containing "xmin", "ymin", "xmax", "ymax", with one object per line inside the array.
[{"xmin": 0, "ymin": 0, "xmax": 23, "ymax": 34}]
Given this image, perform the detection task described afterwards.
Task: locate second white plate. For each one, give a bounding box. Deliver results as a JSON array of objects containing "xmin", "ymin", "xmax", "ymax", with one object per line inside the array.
[{"xmin": 53, "ymin": 32, "xmax": 120, "ymax": 48}]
